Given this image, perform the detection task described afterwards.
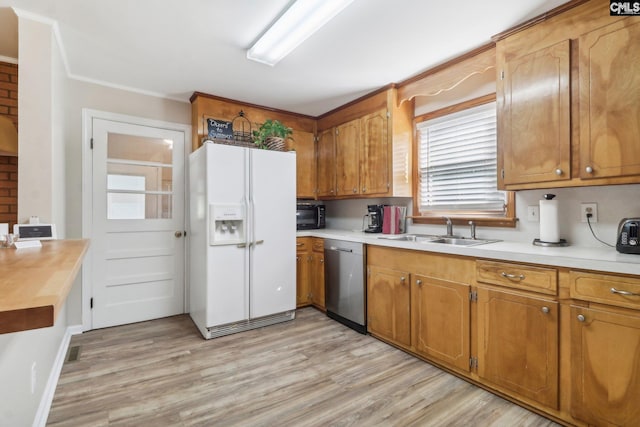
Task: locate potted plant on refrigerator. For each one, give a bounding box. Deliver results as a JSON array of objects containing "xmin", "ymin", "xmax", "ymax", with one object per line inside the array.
[{"xmin": 252, "ymin": 119, "xmax": 293, "ymax": 151}]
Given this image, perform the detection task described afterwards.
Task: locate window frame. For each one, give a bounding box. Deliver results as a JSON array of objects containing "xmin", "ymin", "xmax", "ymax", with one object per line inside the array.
[{"xmin": 411, "ymin": 94, "xmax": 516, "ymax": 228}]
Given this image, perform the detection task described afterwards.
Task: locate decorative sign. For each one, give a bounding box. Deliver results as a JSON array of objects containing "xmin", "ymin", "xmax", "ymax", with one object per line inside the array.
[{"xmin": 207, "ymin": 118, "xmax": 234, "ymax": 140}]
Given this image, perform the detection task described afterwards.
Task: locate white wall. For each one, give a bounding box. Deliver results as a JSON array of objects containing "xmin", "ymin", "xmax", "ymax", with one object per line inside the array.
[
  {"xmin": 324, "ymin": 184, "xmax": 640, "ymax": 249},
  {"xmin": 17, "ymin": 16, "xmax": 52, "ymax": 225},
  {"xmin": 62, "ymin": 77, "xmax": 190, "ymax": 328},
  {"xmin": 1, "ymin": 14, "xmax": 68, "ymax": 427},
  {"xmin": 3, "ymin": 12, "xmax": 191, "ymax": 425}
]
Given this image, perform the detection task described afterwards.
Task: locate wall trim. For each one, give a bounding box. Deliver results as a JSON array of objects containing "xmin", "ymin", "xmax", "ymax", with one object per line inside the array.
[
  {"xmin": 32, "ymin": 324, "xmax": 83, "ymax": 427},
  {"xmin": 0, "ymin": 55, "xmax": 18, "ymax": 64}
]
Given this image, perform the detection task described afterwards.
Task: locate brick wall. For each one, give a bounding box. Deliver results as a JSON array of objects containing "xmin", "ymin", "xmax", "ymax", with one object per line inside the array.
[
  {"xmin": 0, "ymin": 61, "xmax": 18, "ymax": 228},
  {"xmin": 0, "ymin": 156, "xmax": 18, "ymax": 228}
]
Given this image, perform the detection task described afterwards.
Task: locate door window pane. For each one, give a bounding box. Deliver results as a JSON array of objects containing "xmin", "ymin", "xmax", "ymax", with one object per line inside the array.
[
  {"xmin": 107, "ymin": 175, "xmax": 146, "ymax": 219},
  {"xmin": 106, "ymin": 133, "xmax": 173, "ymax": 219}
]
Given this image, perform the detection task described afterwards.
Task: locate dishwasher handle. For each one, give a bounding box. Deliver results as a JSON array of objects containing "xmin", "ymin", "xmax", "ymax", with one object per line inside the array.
[{"xmin": 328, "ymin": 246, "xmax": 353, "ymax": 253}]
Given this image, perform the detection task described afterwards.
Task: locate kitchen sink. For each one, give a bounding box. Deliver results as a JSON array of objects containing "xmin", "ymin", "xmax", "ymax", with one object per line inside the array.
[
  {"xmin": 378, "ymin": 234, "xmax": 500, "ymax": 246},
  {"xmin": 377, "ymin": 234, "xmax": 440, "ymax": 242},
  {"xmin": 428, "ymin": 237, "xmax": 501, "ymax": 246}
]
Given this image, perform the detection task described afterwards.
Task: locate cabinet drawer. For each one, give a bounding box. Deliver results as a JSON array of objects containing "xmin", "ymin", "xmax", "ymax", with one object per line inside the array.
[
  {"xmin": 296, "ymin": 237, "xmax": 310, "ymax": 253},
  {"xmin": 476, "ymin": 260, "xmax": 557, "ymax": 295},
  {"xmin": 570, "ymin": 271, "xmax": 640, "ymax": 310},
  {"xmin": 311, "ymin": 237, "xmax": 324, "ymax": 252}
]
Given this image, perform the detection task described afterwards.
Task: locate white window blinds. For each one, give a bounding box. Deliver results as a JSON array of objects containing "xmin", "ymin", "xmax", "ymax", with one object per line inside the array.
[{"xmin": 416, "ymin": 102, "xmax": 506, "ymax": 213}]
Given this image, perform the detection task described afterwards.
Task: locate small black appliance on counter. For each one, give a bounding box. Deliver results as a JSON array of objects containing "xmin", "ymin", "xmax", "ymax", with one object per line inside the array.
[
  {"xmin": 365, "ymin": 204, "xmax": 384, "ymax": 233},
  {"xmin": 617, "ymin": 218, "xmax": 640, "ymax": 254},
  {"xmin": 296, "ymin": 203, "xmax": 326, "ymax": 230}
]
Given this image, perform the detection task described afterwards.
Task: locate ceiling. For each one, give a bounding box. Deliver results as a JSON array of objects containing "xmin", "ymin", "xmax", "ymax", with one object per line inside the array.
[{"xmin": 0, "ymin": 0, "xmax": 570, "ymax": 116}]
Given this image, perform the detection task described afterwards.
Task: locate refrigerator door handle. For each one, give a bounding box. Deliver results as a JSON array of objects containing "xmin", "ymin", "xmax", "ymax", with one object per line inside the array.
[
  {"xmin": 237, "ymin": 243, "xmax": 247, "ymax": 248},
  {"xmin": 255, "ymin": 239, "xmax": 264, "ymax": 245}
]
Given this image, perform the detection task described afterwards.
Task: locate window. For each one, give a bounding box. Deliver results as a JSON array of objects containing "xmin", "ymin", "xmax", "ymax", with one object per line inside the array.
[{"xmin": 413, "ymin": 98, "xmax": 515, "ymax": 227}]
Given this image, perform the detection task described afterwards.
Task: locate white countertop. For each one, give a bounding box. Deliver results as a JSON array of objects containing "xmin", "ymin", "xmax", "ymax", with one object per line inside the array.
[{"xmin": 297, "ymin": 229, "xmax": 640, "ymax": 276}]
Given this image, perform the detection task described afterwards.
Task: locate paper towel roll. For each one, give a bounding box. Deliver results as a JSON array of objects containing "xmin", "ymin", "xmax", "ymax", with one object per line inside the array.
[{"xmin": 539, "ymin": 196, "xmax": 560, "ymax": 243}]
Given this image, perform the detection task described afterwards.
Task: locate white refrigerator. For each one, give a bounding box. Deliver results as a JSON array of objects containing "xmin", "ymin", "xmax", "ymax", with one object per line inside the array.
[{"xmin": 189, "ymin": 143, "xmax": 296, "ymax": 339}]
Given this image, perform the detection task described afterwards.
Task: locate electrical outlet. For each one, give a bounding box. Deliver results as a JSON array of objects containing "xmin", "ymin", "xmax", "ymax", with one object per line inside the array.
[
  {"xmin": 31, "ymin": 362, "xmax": 36, "ymax": 394},
  {"xmin": 581, "ymin": 202, "xmax": 598, "ymax": 223},
  {"xmin": 527, "ymin": 205, "xmax": 539, "ymax": 222}
]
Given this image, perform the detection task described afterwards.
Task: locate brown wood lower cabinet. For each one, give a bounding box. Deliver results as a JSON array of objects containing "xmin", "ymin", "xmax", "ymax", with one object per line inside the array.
[
  {"xmin": 296, "ymin": 238, "xmax": 311, "ymax": 307},
  {"xmin": 477, "ymin": 287, "xmax": 559, "ymax": 409},
  {"xmin": 570, "ymin": 305, "xmax": 640, "ymax": 426},
  {"xmin": 310, "ymin": 238, "xmax": 325, "ymax": 310},
  {"xmin": 367, "ymin": 246, "xmax": 474, "ymax": 372},
  {"xmin": 412, "ymin": 275, "xmax": 470, "ymax": 372},
  {"xmin": 367, "ymin": 266, "xmax": 411, "ymax": 347},
  {"xmin": 366, "ymin": 244, "xmax": 640, "ymax": 426},
  {"xmin": 296, "ymin": 237, "xmax": 325, "ymax": 310}
]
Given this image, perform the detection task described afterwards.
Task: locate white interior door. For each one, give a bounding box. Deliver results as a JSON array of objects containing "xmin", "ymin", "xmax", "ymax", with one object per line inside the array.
[{"xmin": 91, "ymin": 118, "xmax": 185, "ymax": 329}]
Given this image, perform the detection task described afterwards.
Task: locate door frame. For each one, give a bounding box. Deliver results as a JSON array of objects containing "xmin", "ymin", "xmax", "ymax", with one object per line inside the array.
[{"xmin": 81, "ymin": 109, "xmax": 191, "ymax": 331}]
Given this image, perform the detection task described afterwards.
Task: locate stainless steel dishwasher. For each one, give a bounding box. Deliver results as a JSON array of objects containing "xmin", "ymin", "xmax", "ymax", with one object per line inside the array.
[{"xmin": 324, "ymin": 239, "xmax": 366, "ymax": 334}]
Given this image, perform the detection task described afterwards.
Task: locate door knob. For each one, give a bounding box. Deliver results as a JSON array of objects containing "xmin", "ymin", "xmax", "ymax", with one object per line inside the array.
[{"xmin": 175, "ymin": 231, "xmax": 183, "ymax": 238}]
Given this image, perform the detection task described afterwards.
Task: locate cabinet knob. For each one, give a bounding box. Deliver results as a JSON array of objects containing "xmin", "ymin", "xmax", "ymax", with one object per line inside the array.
[
  {"xmin": 416, "ymin": 279, "xmax": 422, "ymax": 286},
  {"xmin": 175, "ymin": 231, "xmax": 183, "ymax": 238},
  {"xmin": 541, "ymin": 306, "xmax": 550, "ymax": 314},
  {"xmin": 585, "ymin": 165, "xmax": 593, "ymax": 174},
  {"xmin": 362, "ymin": 187, "xmax": 367, "ymax": 192},
  {"xmin": 555, "ymin": 168, "xmax": 563, "ymax": 176},
  {"xmin": 320, "ymin": 259, "xmax": 324, "ymax": 263},
  {"xmin": 353, "ymin": 187, "xmax": 357, "ymax": 193},
  {"xmin": 400, "ymin": 277, "xmax": 406, "ymax": 282},
  {"xmin": 577, "ymin": 314, "xmax": 586, "ymax": 322}
]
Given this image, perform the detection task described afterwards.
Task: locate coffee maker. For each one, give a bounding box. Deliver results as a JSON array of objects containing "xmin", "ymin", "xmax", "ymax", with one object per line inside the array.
[{"xmin": 365, "ymin": 204, "xmax": 384, "ymax": 233}]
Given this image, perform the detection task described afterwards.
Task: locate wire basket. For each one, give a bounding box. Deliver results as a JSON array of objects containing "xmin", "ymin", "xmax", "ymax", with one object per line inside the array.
[{"xmin": 264, "ymin": 137, "xmax": 286, "ymax": 151}]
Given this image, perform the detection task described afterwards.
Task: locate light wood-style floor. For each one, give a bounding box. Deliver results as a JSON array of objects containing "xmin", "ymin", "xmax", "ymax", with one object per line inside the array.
[{"xmin": 48, "ymin": 308, "xmax": 560, "ymax": 427}]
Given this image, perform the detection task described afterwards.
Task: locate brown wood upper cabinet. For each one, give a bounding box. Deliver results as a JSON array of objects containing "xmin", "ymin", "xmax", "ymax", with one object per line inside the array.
[
  {"xmin": 578, "ymin": 18, "xmax": 640, "ymax": 180},
  {"xmin": 316, "ymin": 88, "xmax": 412, "ymax": 199},
  {"xmin": 292, "ymin": 130, "xmax": 317, "ymax": 199},
  {"xmin": 495, "ymin": 3, "xmax": 640, "ymax": 189},
  {"xmin": 316, "ymin": 128, "xmax": 336, "ymax": 198},
  {"xmin": 498, "ymin": 41, "xmax": 570, "ymax": 186}
]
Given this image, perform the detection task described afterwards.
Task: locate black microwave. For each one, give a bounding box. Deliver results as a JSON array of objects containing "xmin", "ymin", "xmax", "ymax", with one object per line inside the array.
[{"xmin": 296, "ymin": 204, "xmax": 326, "ymax": 230}]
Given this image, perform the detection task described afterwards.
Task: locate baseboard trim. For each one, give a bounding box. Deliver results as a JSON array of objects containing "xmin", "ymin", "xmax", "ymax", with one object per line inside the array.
[{"xmin": 32, "ymin": 324, "xmax": 83, "ymax": 427}]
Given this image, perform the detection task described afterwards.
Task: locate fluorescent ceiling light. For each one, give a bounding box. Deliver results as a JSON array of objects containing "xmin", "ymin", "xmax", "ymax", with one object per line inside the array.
[{"xmin": 247, "ymin": 0, "xmax": 355, "ymax": 66}]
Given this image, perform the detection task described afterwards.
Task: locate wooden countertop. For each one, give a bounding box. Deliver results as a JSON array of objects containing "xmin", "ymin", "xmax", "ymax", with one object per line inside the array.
[{"xmin": 0, "ymin": 239, "xmax": 89, "ymax": 334}]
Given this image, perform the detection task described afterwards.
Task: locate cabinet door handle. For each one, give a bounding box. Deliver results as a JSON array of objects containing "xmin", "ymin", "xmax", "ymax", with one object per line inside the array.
[
  {"xmin": 296, "ymin": 243, "xmax": 304, "ymax": 246},
  {"xmin": 585, "ymin": 165, "xmax": 594, "ymax": 174},
  {"xmin": 541, "ymin": 306, "xmax": 550, "ymax": 314},
  {"xmin": 611, "ymin": 287, "xmax": 640, "ymax": 297},
  {"xmin": 577, "ymin": 314, "xmax": 586, "ymax": 322},
  {"xmin": 416, "ymin": 279, "xmax": 422, "ymax": 286},
  {"xmin": 400, "ymin": 277, "xmax": 406, "ymax": 282},
  {"xmin": 501, "ymin": 272, "xmax": 525, "ymax": 281},
  {"xmin": 362, "ymin": 187, "xmax": 367, "ymax": 192},
  {"xmin": 555, "ymin": 168, "xmax": 563, "ymax": 176},
  {"xmin": 320, "ymin": 259, "xmax": 324, "ymax": 263},
  {"xmin": 353, "ymin": 187, "xmax": 357, "ymax": 193}
]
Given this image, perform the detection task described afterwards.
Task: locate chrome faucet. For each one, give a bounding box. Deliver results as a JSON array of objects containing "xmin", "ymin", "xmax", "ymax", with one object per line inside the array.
[
  {"xmin": 443, "ymin": 217, "xmax": 453, "ymax": 237},
  {"xmin": 469, "ymin": 221, "xmax": 476, "ymax": 240}
]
